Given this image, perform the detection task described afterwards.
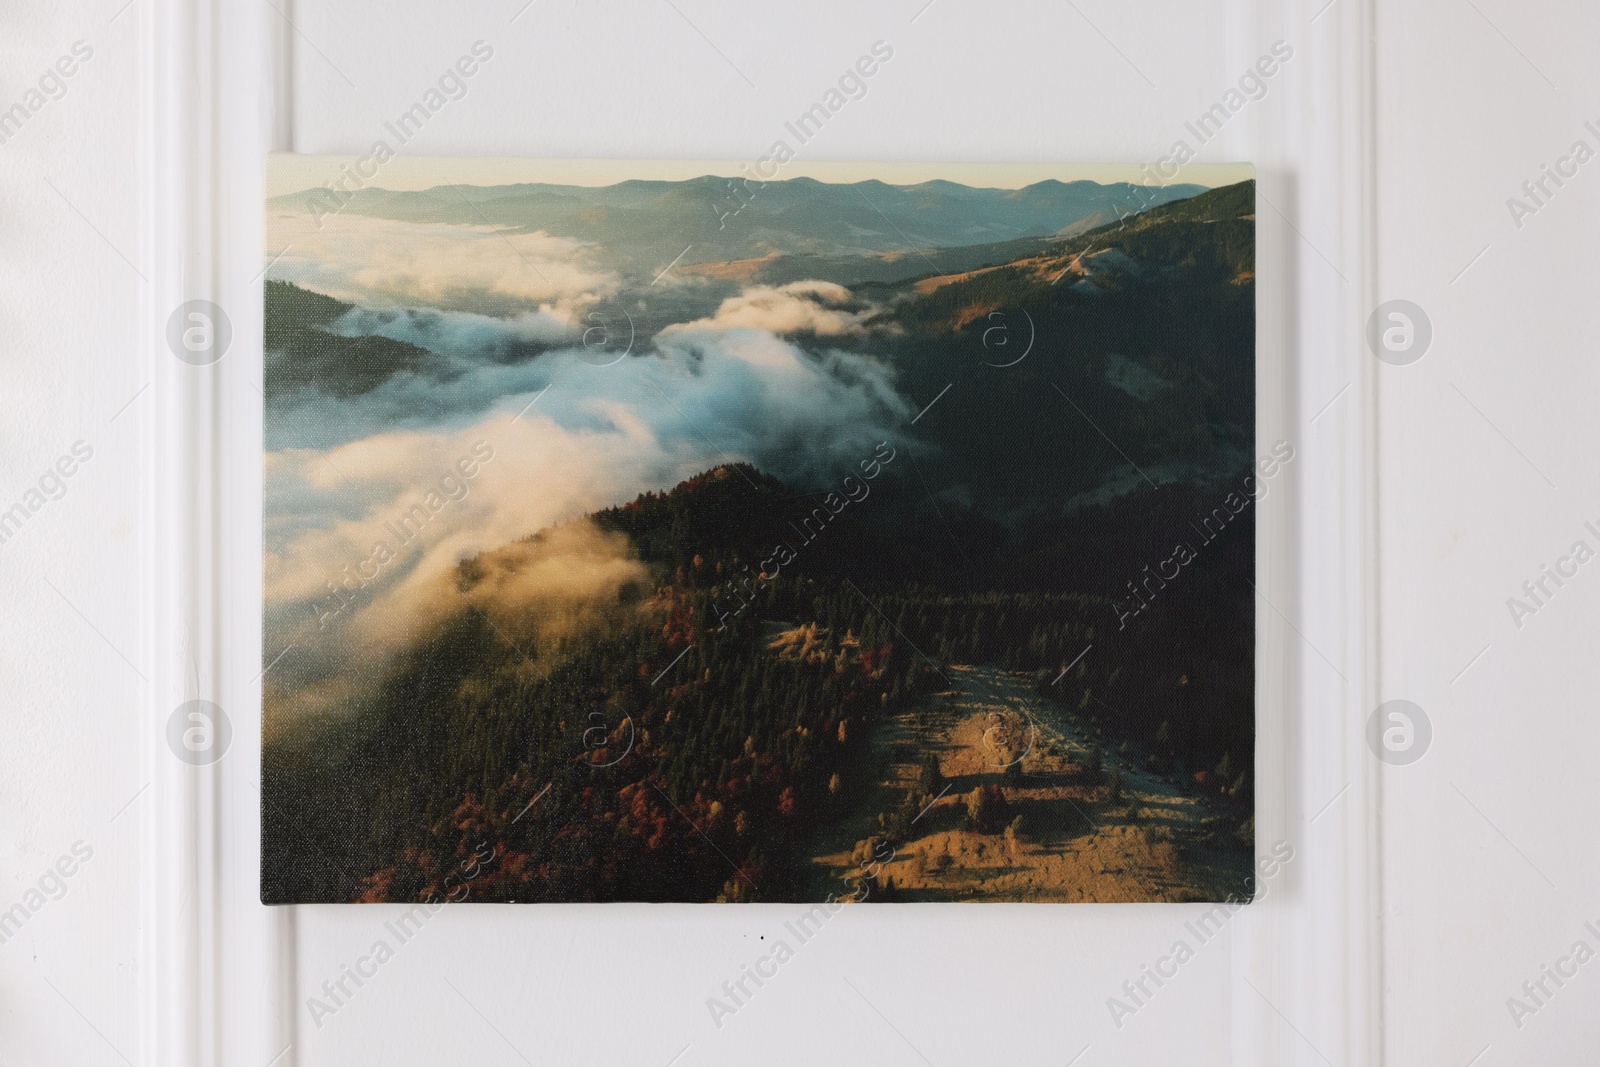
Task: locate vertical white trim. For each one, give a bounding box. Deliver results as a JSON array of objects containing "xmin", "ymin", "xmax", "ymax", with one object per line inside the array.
[
  {"xmin": 142, "ymin": 0, "xmax": 203, "ymax": 1058},
  {"xmin": 1230, "ymin": 0, "xmax": 1383, "ymax": 1063},
  {"xmin": 142, "ymin": 0, "xmax": 293, "ymax": 1063}
]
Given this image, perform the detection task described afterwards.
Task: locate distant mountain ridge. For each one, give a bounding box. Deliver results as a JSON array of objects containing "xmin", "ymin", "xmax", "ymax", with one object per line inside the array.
[{"xmin": 267, "ymin": 175, "xmax": 1210, "ymax": 277}]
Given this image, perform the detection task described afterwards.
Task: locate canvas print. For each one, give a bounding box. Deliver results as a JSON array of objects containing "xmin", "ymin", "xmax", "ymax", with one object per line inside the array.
[{"xmin": 262, "ymin": 158, "xmax": 1259, "ymax": 904}]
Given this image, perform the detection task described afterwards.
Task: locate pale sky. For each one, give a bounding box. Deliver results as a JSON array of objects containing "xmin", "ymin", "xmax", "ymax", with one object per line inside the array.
[{"xmin": 265, "ymin": 154, "xmax": 1253, "ymax": 199}]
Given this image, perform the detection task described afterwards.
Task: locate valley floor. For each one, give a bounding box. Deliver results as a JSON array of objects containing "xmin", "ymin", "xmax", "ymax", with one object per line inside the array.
[{"xmin": 803, "ymin": 664, "xmax": 1253, "ymax": 903}]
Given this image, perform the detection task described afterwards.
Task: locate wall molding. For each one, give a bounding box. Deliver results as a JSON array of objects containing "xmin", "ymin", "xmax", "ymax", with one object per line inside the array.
[{"xmin": 144, "ymin": 2, "xmax": 1386, "ymax": 1062}]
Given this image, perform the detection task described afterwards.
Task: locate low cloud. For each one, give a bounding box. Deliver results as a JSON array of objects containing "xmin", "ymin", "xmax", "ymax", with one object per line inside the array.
[
  {"xmin": 268, "ymin": 298, "xmax": 913, "ymax": 461},
  {"xmin": 330, "ymin": 305, "xmax": 575, "ymax": 361},
  {"xmin": 264, "ymin": 517, "xmax": 651, "ymax": 739},
  {"xmin": 452, "ymin": 520, "xmax": 651, "ymax": 647},
  {"xmin": 263, "ymin": 412, "xmax": 686, "ymax": 734},
  {"xmin": 679, "ymin": 280, "xmax": 882, "ymax": 336},
  {"xmin": 264, "ymin": 212, "xmax": 616, "ymax": 310},
  {"xmin": 263, "ymin": 312, "xmax": 914, "ymax": 733}
]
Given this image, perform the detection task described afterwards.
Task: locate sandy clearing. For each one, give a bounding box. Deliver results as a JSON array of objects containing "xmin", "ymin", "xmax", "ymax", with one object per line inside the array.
[{"xmin": 804, "ymin": 664, "xmax": 1252, "ymax": 903}]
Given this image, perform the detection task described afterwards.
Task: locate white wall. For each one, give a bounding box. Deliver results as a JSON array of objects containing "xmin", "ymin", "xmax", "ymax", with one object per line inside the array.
[
  {"xmin": 0, "ymin": 4, "xmax": 146, "ymax": 1064},
  {"xmin": 1374, "ymin": 2, "xmax": 1600, "ymax": 1064},
  {"xmin": 6, "ymin": 0, "xmax": 1586, "ymax": 1063}
]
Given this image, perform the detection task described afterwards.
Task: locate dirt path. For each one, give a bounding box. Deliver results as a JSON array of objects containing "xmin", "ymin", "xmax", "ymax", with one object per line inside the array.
[{"xmin": 804, "ymin": 664, "xmax": 1252, "ymax": 902}]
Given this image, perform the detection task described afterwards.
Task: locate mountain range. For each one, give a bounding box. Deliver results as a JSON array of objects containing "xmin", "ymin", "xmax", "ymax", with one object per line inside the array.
[{"xmin": 268, "ymin": 175, "xmax": 1209, "ymax": 280}]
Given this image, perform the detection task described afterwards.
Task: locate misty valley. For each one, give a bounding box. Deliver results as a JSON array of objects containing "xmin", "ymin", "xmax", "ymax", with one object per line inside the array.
[{"xmin": 261, "ymin": 167, "xmax": 1257, "ymax": 904}]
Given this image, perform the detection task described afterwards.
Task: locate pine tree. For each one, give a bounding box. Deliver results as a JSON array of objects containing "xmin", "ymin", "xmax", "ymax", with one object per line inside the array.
[{"xmin": 1084, "ymin": 744, "xmax": 1103, "ymax": 785}]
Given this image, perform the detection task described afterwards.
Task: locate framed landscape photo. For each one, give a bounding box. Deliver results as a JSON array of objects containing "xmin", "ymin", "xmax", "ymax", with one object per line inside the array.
[{"xmin": 261, "ymin": 157, "xmax": 1261, "ymax": 905}]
